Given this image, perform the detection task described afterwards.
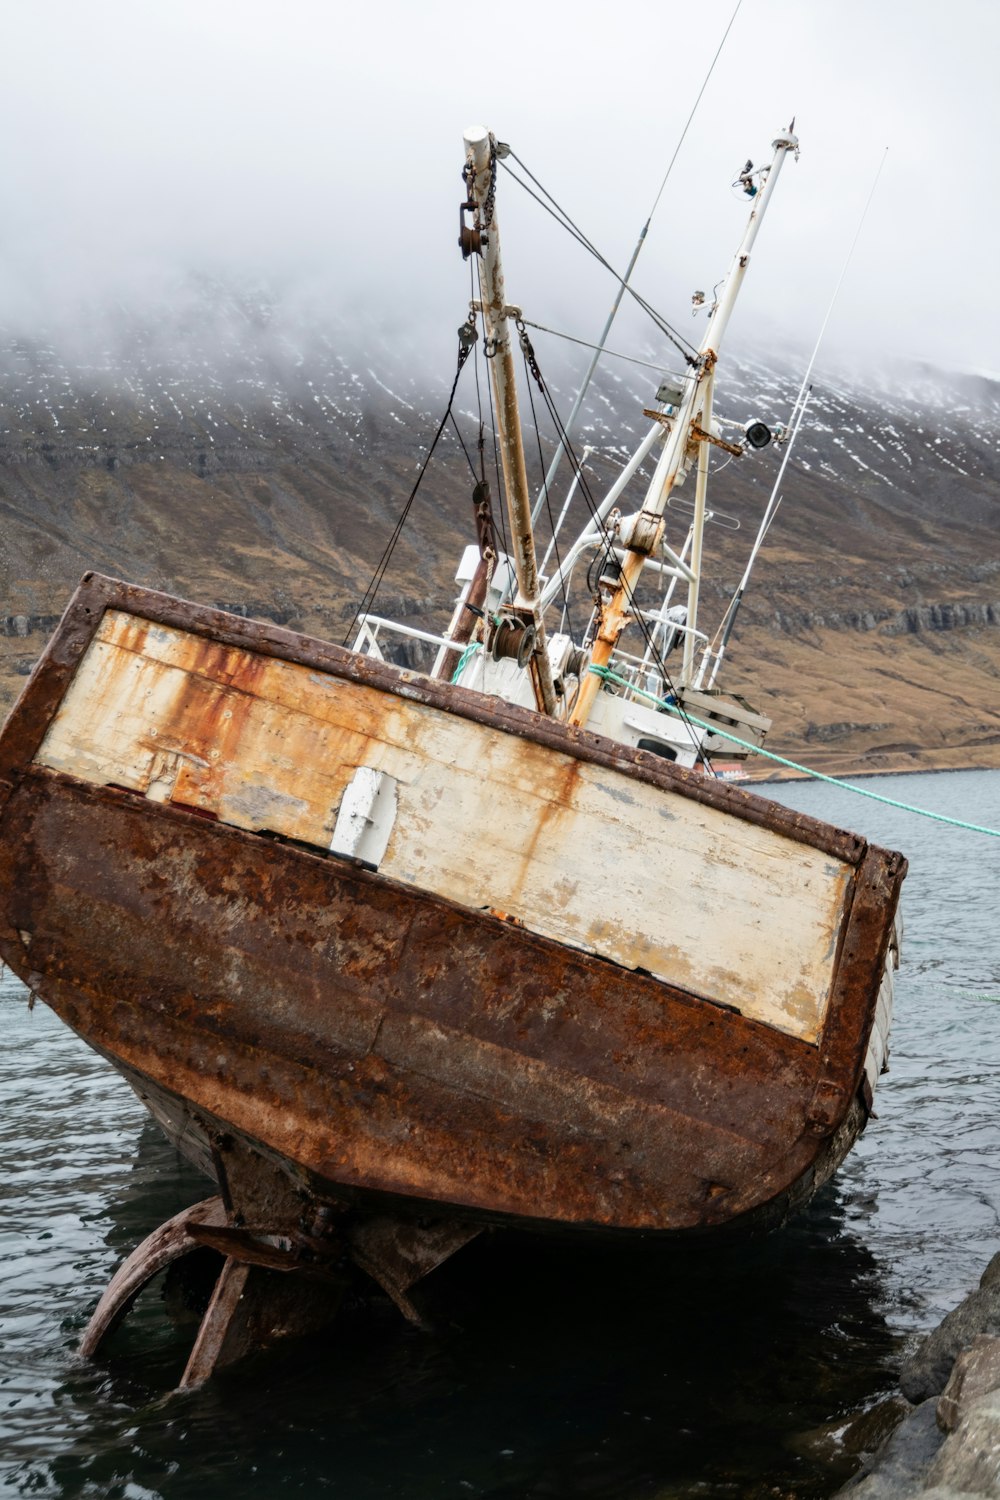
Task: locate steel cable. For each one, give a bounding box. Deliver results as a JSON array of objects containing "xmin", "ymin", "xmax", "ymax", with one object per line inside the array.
[{"xmin": 342, "ymin": 340, "xmax": 473, "ymax": 646}]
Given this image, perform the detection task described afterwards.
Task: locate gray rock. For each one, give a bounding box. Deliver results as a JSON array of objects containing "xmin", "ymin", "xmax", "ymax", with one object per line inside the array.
[
  {"xmin": 921, "ymin": 1489, "xmax": 994, "ymax": 1498},
  {"xmin": 786, "ymin": 1398, "xmax": 910, "ymax": 1489},
  {"xmin": 926, "ymin": 1389, "xmax": 1000, "ymax": 1495},
  {"xmin": 836, "ymin": 1399, "xmax": 944, "ymax": 1496},
  {"xmin": 843, "ymin": 1397, "xmax": 913, "ymax": 1456},
  {"xmin": 902, "ymin": 1284, "xmax": 1000, "ymax": 1403},
  {"xmin": 938, "ymin": 1337, "xmax": 1000, "ymax": 1433},
  {"xmin": 979, "ymin": 1254, "xmax": 1000, "ymax": 1292}
]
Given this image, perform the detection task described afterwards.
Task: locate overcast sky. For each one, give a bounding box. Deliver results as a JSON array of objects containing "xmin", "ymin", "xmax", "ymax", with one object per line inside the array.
[{"xmin": 3, "ymin": 0, "xmax": 998, "ymax": 378}]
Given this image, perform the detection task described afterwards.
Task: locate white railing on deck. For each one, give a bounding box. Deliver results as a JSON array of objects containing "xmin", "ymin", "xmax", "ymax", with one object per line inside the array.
[
  {"xmin": 352, "ymin": 615, "xmax": 457, "ymax": 663},
  {"xmin": 352, "ymin": 611, "xmax": 709, "ymax": 713},
  {"xmin": 607, "ymin": 617, "xmax": 707, "ymax": 703}
]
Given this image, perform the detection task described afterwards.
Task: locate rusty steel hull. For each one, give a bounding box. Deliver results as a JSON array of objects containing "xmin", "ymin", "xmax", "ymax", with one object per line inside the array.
[{"xmin": 0, "ymin": 575, "xmax": 907, "ymax": 1235}]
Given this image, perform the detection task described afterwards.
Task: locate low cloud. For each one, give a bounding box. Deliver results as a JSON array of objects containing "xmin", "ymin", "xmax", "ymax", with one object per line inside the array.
[{"xmin": 2, "ymin": 0, "xmax": 997, "ymax": 377}]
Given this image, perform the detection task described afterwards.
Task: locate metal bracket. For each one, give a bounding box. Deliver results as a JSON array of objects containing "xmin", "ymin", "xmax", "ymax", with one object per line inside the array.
[
  {"xmin": 805, "ymin": 1078, "xmax": 847, "ymax": 1135},
  {"xmin": 642, "ymin": 408, "xmax": 675, "ymax": 430},
  {"xmin": 330, "ymin": 767, "xmax": 398, "ymax": 868},
  {"xmin": 690, "ymin": 423, "xmax": 744, "ymax": 458}
]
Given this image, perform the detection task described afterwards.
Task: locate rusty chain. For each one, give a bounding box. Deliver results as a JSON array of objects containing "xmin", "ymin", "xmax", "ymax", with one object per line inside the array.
[{"xmin": 482, "ymin": 137, "xmax": 498, "ymax": 230}]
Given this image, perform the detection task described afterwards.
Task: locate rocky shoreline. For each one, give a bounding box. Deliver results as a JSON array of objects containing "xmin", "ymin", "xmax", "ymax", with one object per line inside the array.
[
  {"xmin": 832, "ymin": 1252, "xmax": 1000, "ymax": 1496},
  {"xmin": 754, "ymin": 762, "xmax": 1000, "ymax": 786}
]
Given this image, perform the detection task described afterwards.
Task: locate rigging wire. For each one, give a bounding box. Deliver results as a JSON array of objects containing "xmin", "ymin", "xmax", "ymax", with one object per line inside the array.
[
  {"xmin": 520, "ymin": 343, "xmax": 574, "ymax": 637},
  {"xmin": 475, "ymin": 259, "xmax": 511, "ymax": 561},
  {"xmin": 341, "ymin": 339, "xmax": 473, "ymax": 647},
  {"xmin": 469, "ymin": 253, "xmax": 488, "ymax": 486},
  {"xmin": 499, "ymin": 0, "xmax": 744, "ymax": 369},
  {"xmin": 794, "ymin": 147, "xmax": 889, "ymax": 413},
  {"xmin": 518, "ymin": 317, "xmax": 688, "ymax": 376},
  {"xmin": 447, "ymin": 412, "xmax": 481, "ymax": 483},
  {"xmin": 500, "ymin": 155, "xmax": 698, "ymax": 364},
  {"xmin": 648, "ymin": 0, "xmax": 743, "ymax": 219}
]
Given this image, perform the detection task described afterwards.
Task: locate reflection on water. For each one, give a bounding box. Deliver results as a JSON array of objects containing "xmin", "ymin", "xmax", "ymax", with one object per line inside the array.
[{"xmin": 2, "ymin": 768, "xmax": 999, "ymax": 1497}]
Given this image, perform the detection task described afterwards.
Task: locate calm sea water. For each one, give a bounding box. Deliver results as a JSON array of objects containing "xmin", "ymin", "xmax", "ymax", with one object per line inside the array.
[{"xmin": 2, "ymin": 768, "xmax": 999, "ymax": 1498}]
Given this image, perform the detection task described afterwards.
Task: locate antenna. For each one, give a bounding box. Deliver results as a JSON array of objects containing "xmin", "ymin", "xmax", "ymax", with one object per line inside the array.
[{"xmin": 699, "ymin": 146, "xmax": 890, "ymax": 690}]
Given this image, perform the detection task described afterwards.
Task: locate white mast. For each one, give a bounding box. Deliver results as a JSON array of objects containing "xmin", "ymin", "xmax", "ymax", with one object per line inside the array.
[
  {"xmin": 698, "ymin": 143, "xmax": 885, "ymax": 691},
  {"xmin": 568, "ymin": 123, "xmax": 799, "ymax": 728}
]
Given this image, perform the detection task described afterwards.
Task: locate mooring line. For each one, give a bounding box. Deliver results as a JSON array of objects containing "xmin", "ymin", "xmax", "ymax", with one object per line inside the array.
[{"xmin": 588, "ymin": 666, "xmax": 1000, "ymax": 838}]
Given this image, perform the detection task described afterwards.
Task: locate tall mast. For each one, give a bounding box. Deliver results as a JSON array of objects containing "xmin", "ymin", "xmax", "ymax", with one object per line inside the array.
[
  {"xmin": 569, "ymin": 123, "xmax": 799, "ymax": 728},
  {"xmin": 463, "ymin": 126, "xmax": 558, "ymax": 717}
]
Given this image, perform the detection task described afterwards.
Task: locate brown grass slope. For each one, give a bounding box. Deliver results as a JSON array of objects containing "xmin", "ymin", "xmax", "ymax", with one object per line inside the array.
[{"xmin": 1, "ymin": 334, "xmax": 998, "ymax": 781}]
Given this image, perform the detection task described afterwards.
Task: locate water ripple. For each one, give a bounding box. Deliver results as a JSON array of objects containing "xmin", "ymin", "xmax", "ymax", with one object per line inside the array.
[{"xmin": 3, "ymin": 768, "xmax": 999, "ymax": 1497}]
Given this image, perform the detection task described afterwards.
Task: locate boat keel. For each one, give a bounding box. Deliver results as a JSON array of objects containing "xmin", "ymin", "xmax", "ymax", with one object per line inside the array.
[
  {"xmin": 80, "ymin": 1130, "xmax": 482, "ymax": 1388},
  {"xmin": 79, "ymin": 1196, "xmax": 230, "ymax": 1361}
]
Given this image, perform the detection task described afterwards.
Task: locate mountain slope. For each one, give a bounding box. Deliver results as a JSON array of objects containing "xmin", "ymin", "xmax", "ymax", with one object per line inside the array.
[{"xmin": 1, "ymin": 297, "xmax": 998, "ymax": 779}]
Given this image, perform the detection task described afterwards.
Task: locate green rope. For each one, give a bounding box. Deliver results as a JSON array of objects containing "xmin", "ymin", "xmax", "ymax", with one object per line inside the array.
[
  {"xmin": 588, "ymin": 665, "xmax": 1000, "ymax": 839},
  {"xmin": 451, "ymin": 642, "xmax": 482, "ymax": 684}
]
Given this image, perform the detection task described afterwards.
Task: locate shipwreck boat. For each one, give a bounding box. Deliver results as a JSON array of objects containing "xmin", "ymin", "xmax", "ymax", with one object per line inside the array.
[{"xmin": 0, "ymin": 124, "xmax": 905, "ymax": 1385}]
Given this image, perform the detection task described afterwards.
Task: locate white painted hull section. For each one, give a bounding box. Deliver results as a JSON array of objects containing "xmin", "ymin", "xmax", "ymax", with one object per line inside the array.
[{"xmin": 36, "ymin": 610, "xmax": 855, "ymax": 1044}]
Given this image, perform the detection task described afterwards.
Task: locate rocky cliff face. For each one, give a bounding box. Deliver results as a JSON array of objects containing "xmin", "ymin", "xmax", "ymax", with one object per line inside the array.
[{"xmin": 1, "ymin": 288, "xmax": 998, "ymax": 778}]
